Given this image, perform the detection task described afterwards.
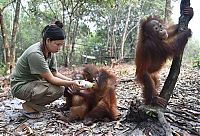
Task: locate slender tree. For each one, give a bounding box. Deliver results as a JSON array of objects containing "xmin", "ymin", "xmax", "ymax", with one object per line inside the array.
[
  {"xmin": 10, "ymin": 0, "xmax": 21, "ymax": 72},
  {"xmin": 0, "ymin": 0, "xmax": 16, "ymax": 74},
  {"xmin": 164, "ymin": 0, "xmax": 172, "ymax": 24},
  {"xmin": 120, "ymin": 5, "xmax": 131, "ymax": 59},
  {"xmin": 160, "ymin": 0, "xmax": 191, "ymax": 102}
]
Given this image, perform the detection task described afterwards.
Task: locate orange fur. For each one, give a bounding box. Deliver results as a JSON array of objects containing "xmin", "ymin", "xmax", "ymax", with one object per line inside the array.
[
  {"xmin": 64, "ymin": 65, "xmax": 119, "ymax": 125},
  {"xmin": 135, "ymin": 15, "xmax": 192, "ymax": 107}
]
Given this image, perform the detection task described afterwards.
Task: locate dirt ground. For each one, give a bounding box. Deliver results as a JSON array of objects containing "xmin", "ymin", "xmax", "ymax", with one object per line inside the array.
[{"xmin": 0, "ymin": 62, "xmax": 199, "ymax": 136}]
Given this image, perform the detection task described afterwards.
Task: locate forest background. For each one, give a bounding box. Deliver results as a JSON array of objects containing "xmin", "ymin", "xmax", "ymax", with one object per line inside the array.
[{"xmin": 0, "ymin": 0, "xmax": 200, "ymax": 76}]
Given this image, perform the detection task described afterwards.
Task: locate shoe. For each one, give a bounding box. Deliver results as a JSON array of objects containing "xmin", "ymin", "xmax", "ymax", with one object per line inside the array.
[{"xmin": 20, "ymin": 110, "xmax": 43, "ymax": 119}]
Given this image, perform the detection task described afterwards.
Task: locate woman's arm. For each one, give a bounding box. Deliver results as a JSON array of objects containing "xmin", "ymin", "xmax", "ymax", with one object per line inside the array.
[
  {"xmin": 40, "ymin": 71, "xmax": 83, "ymax": 89},
  {"xmin": 52, "ymin": 71, "xmax": 72, "ymax": 81}
]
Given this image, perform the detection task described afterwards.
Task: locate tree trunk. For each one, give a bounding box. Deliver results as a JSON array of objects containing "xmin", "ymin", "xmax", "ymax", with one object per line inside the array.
[
  {"xmin": 69, "ymin": 19, "xmax": 79, "ymax": 66},
  {"xmin": 120, "ymin": 5, "xmax": 131, "ymax": 59},
  {"xmin": 10, "ymin": 0, "xmax": 21, "ymax": 72},
  {"xmin": 0, "ymin": 12, "xmax": 11, "ymax": 74},
  {"xmin": 106, "ymin": 18, "xmax": 111, "ymax": 61},
  {"xmin": 111, "ymin": 3, "xmax": 119, "ymax": 61},
  {"xmin": 62, "ymin": 0, "xmax": 84, "ymax": 67},
  {"xmin": 0, "ymin": 0, "xmax": 19, "ymax": 74},
  {"xmin": 160, "ymin": 0, "xmax": 191, "ymax": 102},
  {"xmin": 164, "ymin": 0, "xmax": 172, "ymax": 24}
]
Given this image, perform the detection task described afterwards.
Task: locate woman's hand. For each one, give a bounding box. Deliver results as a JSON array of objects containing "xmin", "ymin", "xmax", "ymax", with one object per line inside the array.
[
  {"xmin": 70, "ymin": 80, "xmax": 86, "ymax": 90},
  {"xmin": 66, "ymin": 80, "xmax": 86, "ymax": 95}
]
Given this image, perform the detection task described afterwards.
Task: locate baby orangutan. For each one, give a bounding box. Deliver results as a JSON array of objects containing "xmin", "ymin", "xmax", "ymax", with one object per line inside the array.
[{"xmin": 63, "ymin": 64, "xmax": 119, "ymax": 126}]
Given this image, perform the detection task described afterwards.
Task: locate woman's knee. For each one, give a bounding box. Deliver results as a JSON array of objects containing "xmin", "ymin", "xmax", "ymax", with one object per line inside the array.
[{"xmin": 48, "ymin": 85, "xmax": 64, "ymax": 96}]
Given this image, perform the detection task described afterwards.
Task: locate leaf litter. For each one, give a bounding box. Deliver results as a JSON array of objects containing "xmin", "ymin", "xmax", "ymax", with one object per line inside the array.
[{"xmin": 0, "ymin": 62, "xmax": 199, "ymax": 136}]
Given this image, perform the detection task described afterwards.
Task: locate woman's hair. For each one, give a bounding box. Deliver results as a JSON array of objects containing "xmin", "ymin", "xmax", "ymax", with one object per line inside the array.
[{"xmin": 42, "ymin": 21, "xmax": 65, "ymax": 42}]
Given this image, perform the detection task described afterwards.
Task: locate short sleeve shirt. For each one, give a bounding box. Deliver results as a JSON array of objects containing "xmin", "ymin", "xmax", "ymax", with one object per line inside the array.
[{"xmin": 10, "ymin": 42, "xmax": 57, "ymax": 94}]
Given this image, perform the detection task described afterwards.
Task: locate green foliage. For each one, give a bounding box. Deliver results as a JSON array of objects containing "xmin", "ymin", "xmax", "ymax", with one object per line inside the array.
[
  {"xmin": 183, "ymin": 38, "xmax": 200, "ymax": 68},
  {"xmin": 146, "ymin": 109, "xmax": 158, "ymax": 118},
  {"xmin": 0, "ymin": 0, "xmax": 9, "ymax": 8},
  {"xmin": 0, "ymin": 0, "xmax": 173, "ymax": 67},
  {"xmin": 141, "ymin": 0, "xmax": 165, "ymax": 18},
  {"xmin": 73, "ymin": 32, "xmax": 108, "ymax": 65},
  {"xmin": 0, "ymin": 63, "xmax": 6, "ymax": 76},
  {"xmin": 192, "ymin": 53, "xmax": 200, "ymax": 68}
]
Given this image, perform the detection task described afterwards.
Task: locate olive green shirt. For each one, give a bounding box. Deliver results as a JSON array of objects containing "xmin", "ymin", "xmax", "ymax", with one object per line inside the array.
[{"xmin": 11, "ymin": 42, "xmax": 57, "ymax": 95}]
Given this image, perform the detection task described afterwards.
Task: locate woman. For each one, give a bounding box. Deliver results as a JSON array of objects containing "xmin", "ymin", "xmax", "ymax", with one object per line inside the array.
[{"xmin": 10, "ymin": 21, "xmax": 84, "ymax": 119}]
